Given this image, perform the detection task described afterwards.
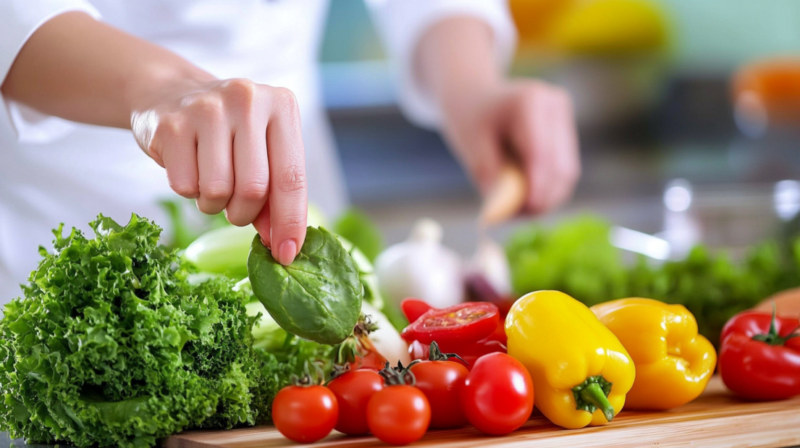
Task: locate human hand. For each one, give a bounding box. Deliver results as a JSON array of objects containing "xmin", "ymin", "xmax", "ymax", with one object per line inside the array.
[
  {"xmin": 131, "ymin": 78, "xmax": 307, "ymax": 265},
  {"xmin": 440, "ymin": 80, "xmax": 580, "ymax": 216}
]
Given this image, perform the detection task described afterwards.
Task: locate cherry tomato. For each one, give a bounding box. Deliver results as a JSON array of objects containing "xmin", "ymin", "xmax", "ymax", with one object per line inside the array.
[
  {"xmin": 401, "ymin": 298, "xmax": 434, "ymax": 323},
  {"xmin": 408, "ymin": 337, "xmax": 506, "ymax": 369},
  {"xmin": 326, "ymin": 370, "xmax": 384, "ymax": 435},
  {"xmin": 460, "ymin": 353, "xmax": 534, "ymax": 435},
  {"xmin": 410, "ymin": 359, "xmax": 469, "ymax": 428},
  {"xmin": 367, "ymin": 385, "xmax": 430, "ymax": 445},
  {"xmin": 272, "ymin": 385, "xmax": 338, "ymax": 443},
  {"xmin": 401, "ymin": 302, "xmax": 499, "ymax": 346}
]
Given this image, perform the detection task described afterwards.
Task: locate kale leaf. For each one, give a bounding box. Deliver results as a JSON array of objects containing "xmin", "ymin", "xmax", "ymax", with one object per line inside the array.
[{"xmin": 0, "ymin": 215, "xmax": 269, "ymax": 447}]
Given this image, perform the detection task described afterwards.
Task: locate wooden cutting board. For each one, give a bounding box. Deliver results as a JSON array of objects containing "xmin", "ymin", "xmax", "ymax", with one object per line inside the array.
[{"xmin": 164, "ymin": 377, "xmax": 800, "ymax": 448}]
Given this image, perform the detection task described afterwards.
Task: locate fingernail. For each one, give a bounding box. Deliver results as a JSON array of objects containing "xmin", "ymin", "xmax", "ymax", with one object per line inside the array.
[{"xmin": 278, "ymin": 239, "xmax": 297, "ymax": 266}]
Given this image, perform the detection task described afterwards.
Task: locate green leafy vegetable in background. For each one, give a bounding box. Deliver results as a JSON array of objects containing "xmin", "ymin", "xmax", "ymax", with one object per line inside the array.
[
  {"xmin": 0, "ymin": 215, "xmax": 270, "ymax": 447},
  {"xmin": 160, "ymin": 198, "xmax": 230, "ymax": 250},
  {"xmin": 506, "ymin": 216, "xmax": 800, "ymax": 347},
  {"xmin": 247, "ymin": 227, "xmax": 363, "ymax": 345},
  {"xmin": 339, "ymin": 236, "xmax": 385, "ymax": 310},
  {"xmin": 334, "ymin": 208, "xmax": 384, "ymax": 262},
  {"xmin": 184, "ymin": 225, "xmax": 256, "ymax": 280}
]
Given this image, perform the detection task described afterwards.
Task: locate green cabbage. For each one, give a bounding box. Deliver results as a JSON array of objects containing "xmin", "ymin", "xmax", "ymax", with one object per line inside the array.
[{"xmin": 0, "ymin": 214, "xmax": 326, "ymax": 447}]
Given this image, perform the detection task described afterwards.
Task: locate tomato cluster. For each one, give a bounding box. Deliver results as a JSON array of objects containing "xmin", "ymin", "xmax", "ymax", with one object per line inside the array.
[{"xmin": 271, "ymin": 300, "xmax": 534, "ymax": 446}]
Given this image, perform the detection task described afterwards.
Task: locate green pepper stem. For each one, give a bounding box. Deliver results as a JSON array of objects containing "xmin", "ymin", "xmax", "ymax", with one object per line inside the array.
[{"xmin": 580, "ymin": 383, "xmax": 616, "ymax": 422}]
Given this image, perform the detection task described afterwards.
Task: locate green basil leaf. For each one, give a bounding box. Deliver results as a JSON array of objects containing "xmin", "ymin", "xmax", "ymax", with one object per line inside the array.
[{"xmin": 247, "ymin": 227, "xmax": 362, "ymax": 344}]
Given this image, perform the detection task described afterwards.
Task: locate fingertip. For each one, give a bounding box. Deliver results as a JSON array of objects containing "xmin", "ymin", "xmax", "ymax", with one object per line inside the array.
[{"xmin": 276, "ymin": 239, "xmax": 298, "ymax": 266}]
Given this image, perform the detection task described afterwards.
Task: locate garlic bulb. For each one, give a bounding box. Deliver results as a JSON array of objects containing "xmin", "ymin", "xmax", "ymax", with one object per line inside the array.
[
  {"xmin": 375, "ymin": 219, "xmax": 464, "ymax": 309},
  {"xmin": 466, "ymin": 237, "xmax": 512, "ymax": 296}
]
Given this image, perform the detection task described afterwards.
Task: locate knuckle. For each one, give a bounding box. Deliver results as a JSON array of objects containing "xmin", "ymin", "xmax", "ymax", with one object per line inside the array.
[
  {"xmin": 277, "ymin": 165, "xmax": 306, "ymax": 193},
  {"xmin": 201, "ymin": 179, "xmax": 233, "ymax": 201},
  {"xmin": 222, "ymin": 78, "xmax": 257, "ymax": 108},
  {"xmin": 192, "ymin": 96, "xmax": 224, "ymax": 118},
  {"xmin": 272, "ymin": 87, "xmax": 299, "ymax": 111},
  {"xmin": 276, "ymin": 214, "xmax": 306, "ymax": 231},
  {"xmin": 237, "ymin": 180, "xmax": 269, "ymax": 202},
  {"xmin": 157, "ymin": 114, "xmax": 186, "ymax": 138}
]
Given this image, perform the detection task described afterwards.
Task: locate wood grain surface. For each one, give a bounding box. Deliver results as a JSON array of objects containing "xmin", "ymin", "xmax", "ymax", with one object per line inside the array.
[{"xmin": 164, "ymin": 377, "xmax": 800, "ymax": 448}]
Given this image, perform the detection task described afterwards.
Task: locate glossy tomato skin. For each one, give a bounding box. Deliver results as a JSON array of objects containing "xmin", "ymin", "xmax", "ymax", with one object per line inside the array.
[
  {"xmin": 719, "ymin": 311, "xmax": 800, "ymax": 400},
  {"xmin": 408, "ymin": 337, "xmax": 506, "ymax": 370},
  {"xmin": 401, "ymin": 298, "xmax": 434, "ymax": 323},
  {"xmin": 401, "ymin": 302, "xmax": 500, "ymax": 346},
  {"xmin": 410, "ymin": 360, "xmax": 469, "ymax": 429},
  {"xmin": 460, "ymin": 353, "xmax": 534, "ymax": 435},
  {"xmin": 272, "ymin": 385, "xmax": 338, "ymax": 443},
  {"xmin": 327, "ymin": 370, "xmax": 385, "ymax": 435},
  {"xmin": 367, "ymin": 385, "xmax": 431, "ymax": 445}
]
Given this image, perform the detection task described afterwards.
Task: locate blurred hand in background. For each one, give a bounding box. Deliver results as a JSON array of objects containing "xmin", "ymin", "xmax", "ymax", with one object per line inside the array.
[{"xmin": 418, "ymin": 17, "xmax": 581, "ymax": 215}]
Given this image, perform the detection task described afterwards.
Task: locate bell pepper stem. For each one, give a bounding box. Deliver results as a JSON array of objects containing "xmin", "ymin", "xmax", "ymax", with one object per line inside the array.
[{"xmin": 580, "ymin": 383, "xmax": 616, "ymax": 422}]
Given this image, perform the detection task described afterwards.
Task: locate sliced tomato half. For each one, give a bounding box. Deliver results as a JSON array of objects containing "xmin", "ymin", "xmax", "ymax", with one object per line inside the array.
[
  {"xmin": 401, "ymin": 302, "xmax": 499, "ymax": 346},
  {"xmin": 400, "ymin": 298, "xmax": 434, "ymax": 323}
]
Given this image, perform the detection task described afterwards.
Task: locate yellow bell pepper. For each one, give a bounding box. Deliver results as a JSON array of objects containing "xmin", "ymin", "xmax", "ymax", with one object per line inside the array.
[
  {"xmin": 590, "ymin": 298, "xmax": 716, "ymax": 410},
  {"xmin": 506, "ymin": 291, "xmax": 635, "ymax": 429}
]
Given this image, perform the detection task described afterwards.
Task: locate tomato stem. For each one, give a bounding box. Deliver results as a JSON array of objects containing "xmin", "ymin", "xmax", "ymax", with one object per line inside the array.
[
  {"xmin": 428, "ymin": 341, "xmax": 469, "ymax": 365},
  {"xmin": 751, "ymin": 305, "xmax": 795, "ymax": 346},
  {"xmin": 380, "ymin": 361, "xmax": 416, "ymax": 386}
]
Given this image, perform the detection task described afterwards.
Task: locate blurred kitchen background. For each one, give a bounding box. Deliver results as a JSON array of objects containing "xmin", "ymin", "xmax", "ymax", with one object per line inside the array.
[{"xmin": 319, "ymin": 0, "xmax": 800, "ymax": 256}]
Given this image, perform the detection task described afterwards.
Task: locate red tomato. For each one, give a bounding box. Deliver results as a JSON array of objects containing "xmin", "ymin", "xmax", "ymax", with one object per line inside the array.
[
  {"xmin": 272, "ymin": 385, "xmax": 338, "ymax": 443},
  {"xmin": 719, "ymin": 310, "xmax": 800, "ymax": 400},
  {"xmin": 326, "ymin": 370, "xmax": 384, "ymax": 435},
  {"xmin": 367, "ymin": 385, "xmax": 430, "ymax": 445},
  {"xmin": 410, "ymin": 360, "xmax": 469, "ymax": 428},
  {"xmin": 460, "ymin": 353, "xmax": 534, "ymax": 435},
  {"xmin": 401, "ymin": 298, "xmax": 433, "ymax": 322},
  {"xmin": 401, "ymin": 302, "xmax": 499, "ymax": 346},
  {"xmin": 408, "ymin": 337, "xmax": 506, "ymax": 369}
]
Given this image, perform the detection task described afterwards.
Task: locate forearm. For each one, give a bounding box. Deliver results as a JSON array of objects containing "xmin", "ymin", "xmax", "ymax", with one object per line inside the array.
[
  {"xmin": 416, "ymin": 17, "xmax": 502, "ymax": 114},
  {"xmin": 0, "ymin": 11, "xmax": 213, "ymax": 129}
]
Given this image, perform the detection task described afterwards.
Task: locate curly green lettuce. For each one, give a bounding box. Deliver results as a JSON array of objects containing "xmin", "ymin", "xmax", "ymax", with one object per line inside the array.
[{"xmin": 0, "ymin": 214, "xmax": 271, "ymax": 447}]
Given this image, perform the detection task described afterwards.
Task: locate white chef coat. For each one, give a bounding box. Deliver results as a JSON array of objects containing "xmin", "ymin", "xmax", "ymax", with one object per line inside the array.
[{"xmin": 0, "ymin": 0, "xmax": 516, "ymax": 306}]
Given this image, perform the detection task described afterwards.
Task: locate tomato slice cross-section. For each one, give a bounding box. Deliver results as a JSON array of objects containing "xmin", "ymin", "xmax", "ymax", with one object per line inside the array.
[{"xmin": 401, "ymin": 302, "xmax": 499, "ymax": 346}]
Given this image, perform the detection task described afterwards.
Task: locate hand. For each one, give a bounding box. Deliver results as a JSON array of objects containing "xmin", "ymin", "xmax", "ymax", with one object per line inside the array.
[
  {"xmin": 440, "ymin": 80, "xmax": 580, "ymax": 215},
  {"xmin": 131, "ymin": 78, "xmax": 307, "ymax": 265}
]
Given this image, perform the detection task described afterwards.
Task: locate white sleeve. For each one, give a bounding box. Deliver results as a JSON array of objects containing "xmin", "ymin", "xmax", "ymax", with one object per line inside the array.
[
  {"xmin": 0, "ymin": 1, "xmax": 101, "ymax": 143},
  {"xmin": 364, "ymin": 0, "xmax": 517, "ymax": 129}
]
